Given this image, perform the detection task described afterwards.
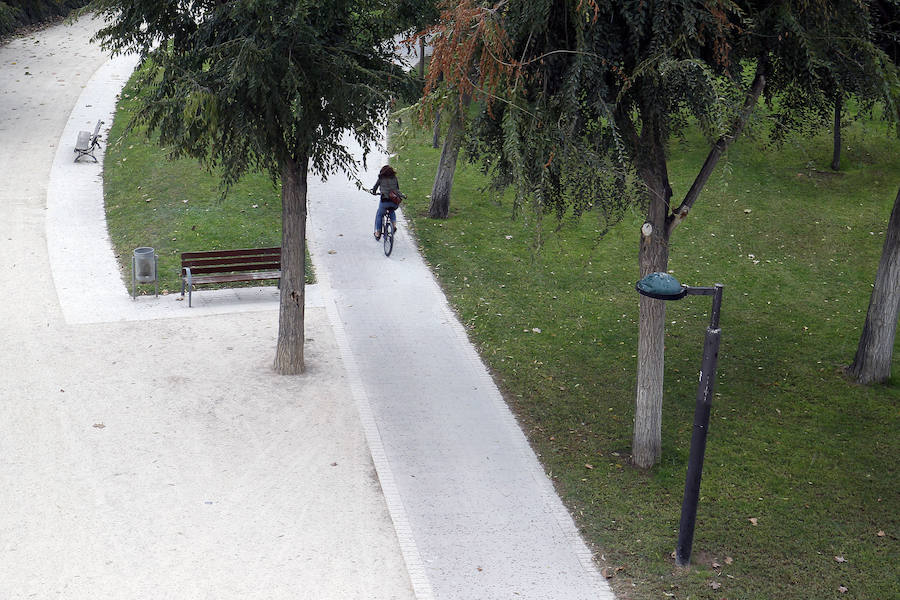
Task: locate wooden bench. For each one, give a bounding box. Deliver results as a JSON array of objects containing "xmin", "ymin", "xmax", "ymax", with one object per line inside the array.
[
  {"xmin": 74, "ymin": 120, "xmax": 103, "ymax": 163},
  {"xmin": 180, "ymin": 247, "xmax": 281, "ymax": 307}
]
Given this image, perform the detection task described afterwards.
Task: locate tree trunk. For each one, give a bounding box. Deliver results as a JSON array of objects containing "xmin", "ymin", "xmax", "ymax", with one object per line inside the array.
[
  {"xmin": 629, "ymin": 69, "xmax": 765, "ymax": 468},
  {"xmin": 633, "ymin": 128, "xmax": 674, "ymax": 469},
  {"xmin": 431, "ymin": 72, "xmax": 445, "ymax": 149},
  {"xmin": 432, "ymin": 109, "xmax": 442, "ymax": 149},
  {"xmin": 831, "ymin": 94, "xmax": 842, "ymax": 171},
  {"xmin": 429, "ymin": 96, "xmax": 468, "ymax": 218},
  {"xmin": 418, "ymin": 36, "xmax": 426, "ymax": 79},
  {"xmin": 274, "ymin": 154, "xmax": 309, "ymax": 375},
  {"xmin": 848, "ymin": 186, "xmax": 900, "ymax": 384}
]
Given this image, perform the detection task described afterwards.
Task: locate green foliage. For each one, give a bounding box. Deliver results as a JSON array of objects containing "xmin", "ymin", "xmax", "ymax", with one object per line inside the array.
[
  {"xmin": 428, "ymin": 1, "xmax": 894, "ymax": 226},
  {"xmin": 90, "ymin": 0, "xmax": 418, "ymax": 187},
  {"xmin": 768, "ymin": 1, "xmax": 900, "ymax": 144}
]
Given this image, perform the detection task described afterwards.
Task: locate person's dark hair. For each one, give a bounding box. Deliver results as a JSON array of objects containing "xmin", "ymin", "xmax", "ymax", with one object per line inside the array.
[{"xmin": 379, "ymin": 165, "xmax": 396, "ymax": 178}]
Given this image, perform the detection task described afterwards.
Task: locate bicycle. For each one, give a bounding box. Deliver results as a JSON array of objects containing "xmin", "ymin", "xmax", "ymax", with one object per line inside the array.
[
  {"xmin": 379, "ymin": 206, "xmax": 397, "ymax": 256},
  {"xmin": 372, "ymin": 189, "xmax": 403, "ymax": 257}
]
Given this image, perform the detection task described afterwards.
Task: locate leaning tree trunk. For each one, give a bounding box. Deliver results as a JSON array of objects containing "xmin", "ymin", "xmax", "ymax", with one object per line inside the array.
[
  {"xmin": 848, "ymin": 186, "xmax": 900, "ymax": 384},
  {"xmin": 274, "ymin": 153, "xmax": 309, "ymax": 375},
  {"xmin": 831, "ymin": 93, "xmax": 842, "ymax": 171},
  {"xmin": 429, "ymin": 96, "xmax": 468, "ymax": 218}
]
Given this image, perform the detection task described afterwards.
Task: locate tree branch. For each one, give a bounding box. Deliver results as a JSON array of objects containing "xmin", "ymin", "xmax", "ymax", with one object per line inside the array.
[{"xmin": 667, "ymin": 65, "xmax": 767, "ymax": 235}]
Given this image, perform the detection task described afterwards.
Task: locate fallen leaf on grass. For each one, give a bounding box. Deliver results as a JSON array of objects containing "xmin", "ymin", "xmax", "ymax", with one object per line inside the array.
[
  {"xmin": 601, "ymin": 566, "xmax": 625, "ymax": 579},
  {"xmin": 877, "ymin": 530, "xmax": 885, "ymax": 537},
  {"xmin": 709, "ymin": 581, "xmax": 721, "ymax": 590},
  {"xmin": 834, "ymin": 556, "xmax": 846, "ymax": 563},
  {"xmin": 838, "ymin": 586, "xmax": 848, "ymax": 593},
  {"xmin": 725, "ymin": 556, "xmax": 733, "ymax": 565},
  {"xmin": 584, "ymin": 464, "xmax": 594, "ymax": 470},
  {"xmin": 749, "ymin": 517, "xmax": 758, "ymax": 526}
]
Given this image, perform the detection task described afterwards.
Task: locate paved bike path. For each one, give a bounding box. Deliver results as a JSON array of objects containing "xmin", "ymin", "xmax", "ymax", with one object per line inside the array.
[{"xmin": 307, "ymin": 153, "xmax": 614, "ymax": 599}]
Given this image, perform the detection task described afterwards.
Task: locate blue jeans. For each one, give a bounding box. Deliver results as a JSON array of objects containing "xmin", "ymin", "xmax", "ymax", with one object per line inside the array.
[{"xmin": 375, "ymin": 201, "xmax": 398, "ymax": 232}]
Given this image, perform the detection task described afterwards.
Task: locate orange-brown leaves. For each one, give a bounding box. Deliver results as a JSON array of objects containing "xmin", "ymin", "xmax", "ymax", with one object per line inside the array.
[
  {"xmin": 423, "ymin": 0, "xmax": 516, "ymax": 111},
  {"xmin": 705, "ymin": 1, "xmax": 737, "ymax": 69}
]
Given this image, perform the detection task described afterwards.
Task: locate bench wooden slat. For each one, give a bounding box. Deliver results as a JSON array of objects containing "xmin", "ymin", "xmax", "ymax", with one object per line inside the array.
[
  {"xmin": 190, "ymin": 271, "xmax": 281, "ymax": 285},
  {"xmin": 75, "ymin": 131, "xmax": 91, "ymax": 150},
  {"xmin": 181, "ymin": 247, "xmax": 280, "ymax": 260},
  {"xmin": 182, "ymin": 254, "xmax": 282, "ymax": 268},
  {"xmin": 187, "ymin": 261, "xmax": 281, "ymax": 275}
]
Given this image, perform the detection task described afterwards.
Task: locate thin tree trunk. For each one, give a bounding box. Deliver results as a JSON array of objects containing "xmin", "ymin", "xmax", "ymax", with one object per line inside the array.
[
  {"xmin": 831, "ymin": 94, "xmax": 842, "ymax": 171},
  {"xmin": 627, "ymin": 68, "xmax": 765, "ymax": 468},
  {"xmin": 431, "ymin": 72, "xmax": 445, "ymax": 149},
  {"xmin": 849, "ymin": 186, "xmax": 900, "ymax": 384},
  {"xmin": 274, "ymin": 153, "xmax": 308, "ymax": 375},
  {"xmin": 418, "ymin": 36, "xmax": 425, "ymax": 79},
  {"xmin": 429, "ymin": 95, "xmax": 469, "ymax": 218},
  {"xmin": 432, "ymin": 109, "xmax": 442, "ymax": 148},
  {"xmin": 633, "ymin": 153, "xmax": 673, "ymax": 469}
]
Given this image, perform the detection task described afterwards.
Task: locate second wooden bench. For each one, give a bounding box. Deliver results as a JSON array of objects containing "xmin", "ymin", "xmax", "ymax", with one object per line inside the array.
[{"xmin": 181, "ymin": 247, "xmax": 281, "ymax": 307}]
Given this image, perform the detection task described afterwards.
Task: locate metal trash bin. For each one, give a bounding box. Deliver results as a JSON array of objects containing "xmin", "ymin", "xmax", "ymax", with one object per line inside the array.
[{"xmin": 132, "ymin": 247, "xmax": 158, "ymax": 298}]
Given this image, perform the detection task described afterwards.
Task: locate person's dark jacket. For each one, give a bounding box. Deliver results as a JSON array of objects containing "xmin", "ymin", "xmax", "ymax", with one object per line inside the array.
[{"xmin": 371, "ymin": 175, "xmax": 400, "ymax": 201}]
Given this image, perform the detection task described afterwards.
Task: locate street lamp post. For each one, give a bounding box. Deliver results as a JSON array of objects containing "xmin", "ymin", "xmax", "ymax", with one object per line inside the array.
[{"xmin": 636, "ymin": 272, "xmax": 724, "ymax": 567}]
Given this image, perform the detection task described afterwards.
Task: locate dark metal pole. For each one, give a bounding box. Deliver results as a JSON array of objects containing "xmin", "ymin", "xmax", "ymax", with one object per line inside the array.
[{"xmin": 675, "ymin": 284, "xmax": 723, "ymax": 567}]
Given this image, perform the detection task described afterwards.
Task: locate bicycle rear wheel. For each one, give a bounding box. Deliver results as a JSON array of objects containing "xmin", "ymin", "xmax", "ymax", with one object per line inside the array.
[{"xmin": 383, "ymin": 220, "xmax": 394, "ymax": 256}]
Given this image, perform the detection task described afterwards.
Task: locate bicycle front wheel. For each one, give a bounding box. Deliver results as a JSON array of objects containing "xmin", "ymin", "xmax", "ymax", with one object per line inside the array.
[{"xmin": 383, "ymin": 221, "xmax": 394, "ymax": 256}]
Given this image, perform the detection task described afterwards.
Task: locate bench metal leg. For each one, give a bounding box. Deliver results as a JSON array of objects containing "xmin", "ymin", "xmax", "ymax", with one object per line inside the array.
[{"xmin": 183, "ymin": 268, "xmax": 193, "ymax": 307}]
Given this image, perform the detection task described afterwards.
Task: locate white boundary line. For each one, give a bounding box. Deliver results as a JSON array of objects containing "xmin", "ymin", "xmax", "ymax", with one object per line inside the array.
[{"xmin": 314, "ymin": 261, "xmax": 435, "ymax": 600}]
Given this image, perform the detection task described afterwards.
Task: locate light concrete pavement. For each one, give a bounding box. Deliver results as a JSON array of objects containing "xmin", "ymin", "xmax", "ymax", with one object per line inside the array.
[
  {"xmin": 306, "ymin": 150, "xmax": 613, "ymax": 600},
  {"xmin": 1, "ymin": 14, "xmax": 615, "ymax": 600}
]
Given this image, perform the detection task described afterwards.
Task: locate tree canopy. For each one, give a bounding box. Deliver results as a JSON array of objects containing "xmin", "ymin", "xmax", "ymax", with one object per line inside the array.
[
  {"xmin": 425, "ymin": 0, "xmax": 899, "ymax": 466},
  {"xmin": 92, "ymin": 0, "xmax": 413, "ymax": 187}
]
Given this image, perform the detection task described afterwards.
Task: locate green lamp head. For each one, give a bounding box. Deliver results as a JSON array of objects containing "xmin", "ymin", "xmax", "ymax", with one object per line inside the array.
[{"xmin": 636, "ymin": 272, "xmax": 688, "ymax": 300}]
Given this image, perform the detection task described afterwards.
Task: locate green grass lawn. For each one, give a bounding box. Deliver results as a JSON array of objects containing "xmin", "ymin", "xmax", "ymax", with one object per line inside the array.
[
  {"xmin": 103, "ymin": 78, "xmax": 312, "ymax": 295},
  {"xmin": 391, "ymin": 114, "xmax": 899, "ymax": 599}
]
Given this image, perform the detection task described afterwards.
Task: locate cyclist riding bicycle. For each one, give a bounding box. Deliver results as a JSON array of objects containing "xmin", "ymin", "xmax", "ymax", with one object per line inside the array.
[{"xmin": 370, "ymin": 164, "xmax": 403, "ymax": 240}]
